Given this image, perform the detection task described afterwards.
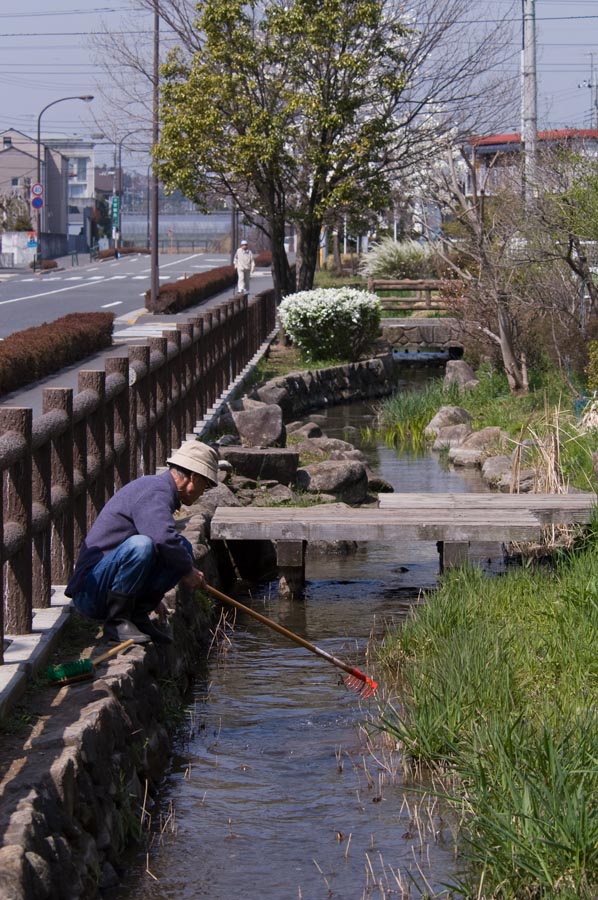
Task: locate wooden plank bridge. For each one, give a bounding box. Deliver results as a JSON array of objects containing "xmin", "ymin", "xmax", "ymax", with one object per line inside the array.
[{"xmin": 210, "ymin": 492, "xmax": 598, "ymax": 596}]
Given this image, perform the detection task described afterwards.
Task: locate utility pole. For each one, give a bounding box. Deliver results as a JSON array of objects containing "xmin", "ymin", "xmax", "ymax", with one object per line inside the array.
[
  {"xmin": 150, "ymin": 1, "xmax": 160, "ymax": 307},
  {"xmin": 580, "ymin": 54, "xmax": 598, "ymax": 129},
  {"xmin": 521, "ymin": 0, "xmax": 537, "ymax": 207}
]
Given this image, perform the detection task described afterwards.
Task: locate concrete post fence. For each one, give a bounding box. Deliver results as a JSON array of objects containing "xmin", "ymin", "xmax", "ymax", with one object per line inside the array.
[{"xmin": 0, "ymin": 289, "xmax": 276, "ymax": 659}]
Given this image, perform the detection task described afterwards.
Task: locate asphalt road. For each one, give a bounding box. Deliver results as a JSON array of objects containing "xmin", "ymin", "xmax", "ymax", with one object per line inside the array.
[{"xmin": 0, "ymin": 251, "xmax": 234, "ymax": 340}]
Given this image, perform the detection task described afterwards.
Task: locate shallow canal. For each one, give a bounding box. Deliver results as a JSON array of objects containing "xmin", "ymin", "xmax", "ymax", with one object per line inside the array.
[{"xmin": 115, "ymin": 398, "xmax": 502, "ymax": 899}]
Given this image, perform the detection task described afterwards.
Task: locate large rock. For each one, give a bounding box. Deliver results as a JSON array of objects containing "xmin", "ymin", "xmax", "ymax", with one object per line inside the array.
[
  {"xmin": 286, "ymin": 421, "xmax": 323, "ymax": 440},
  {"xmin": 230, "ymin": 402, "xmax": 286, "ymax": 448},
  {"xmin": 296, "ymin": 460, "xmax": 369, "ymax": 503},
  {"xmin": 444, "ymin": 360, "xmax": 479, "ymax": 390},
  {"xmin": 481, "ymin": 454, "xmax": 512, "ymax": 487},
  {"xmin": 425, "ymin": 406, "xmax": 472, "ymax": 438},
  {"xmin": 448, "ymin": 447, "xmax": 485, "ymax": 467},
  {"xmin": 218, "ymin": 447, "xmax": 299, "ymax": 485},
  {"xmin": 461, "ymin": 426, "xmax": 509, "ymax": 451},
  {"xmin": 432, "ymin": 423, "xmax": 473, "ymax": 450}
]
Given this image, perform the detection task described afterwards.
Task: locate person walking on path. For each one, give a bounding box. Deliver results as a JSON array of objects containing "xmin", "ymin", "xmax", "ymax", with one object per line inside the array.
[
  {"xmin": 65, "ymin": 441, "xmax": 219, "ymax": 646},
  {"xmin": 233, "ymin": 238, "xmax": 255, "ymax": 295}
]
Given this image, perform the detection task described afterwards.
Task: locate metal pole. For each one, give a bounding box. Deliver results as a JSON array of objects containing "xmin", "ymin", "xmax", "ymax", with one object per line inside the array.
[
  {"xmin": 521, "ymin": 0, "xmax": 537, "ymax": 207},
  {"xmin": 35, "ymin": 95, "xmax": 93, "ymax": 270},
  {"xmin": 150, "ymin": 1, "xmax": 160, "ymax": 306}
]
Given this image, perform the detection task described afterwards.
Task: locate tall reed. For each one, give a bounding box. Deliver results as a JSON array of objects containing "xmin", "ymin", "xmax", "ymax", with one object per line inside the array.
[{"xmin": 378, "ymin": 544, "xmax": 598, "ymax": 898}]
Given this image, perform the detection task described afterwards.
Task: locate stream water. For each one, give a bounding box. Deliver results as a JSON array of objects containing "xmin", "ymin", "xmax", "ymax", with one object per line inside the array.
[{"xmin": 114, "ymin": 393, "xmax": 504, "ymax": 900}]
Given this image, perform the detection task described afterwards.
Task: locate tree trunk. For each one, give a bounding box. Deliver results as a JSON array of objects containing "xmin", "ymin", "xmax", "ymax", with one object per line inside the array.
[
  {"xmin": 296, "ymin": 221, "xmax": 322, "ymax": 291},
  {"xmin": 269, "ymin": 219, "xmax": 294, "ymax": 300},
  {"xmin": 497, "ymin": 298, "xmax": 526, "ymax": 393}
]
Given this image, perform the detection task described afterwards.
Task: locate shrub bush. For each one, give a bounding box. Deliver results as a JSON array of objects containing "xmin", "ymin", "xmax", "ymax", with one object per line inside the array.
[
  {"xmin": 145, "ymin": 265, "xmax": 237, "ymax": 313},
  {"xmin": 29, "ymin": 259, "xmax": 58, "ymax": 270},
  {"xmin": 254, "ymin": 250, "xmax": 272, "ymax": 268},
  {"xmin": 359, "ymin": 237, "xmax": 441, "ymax": 279},
  {"xmin": 98, "ymin": 247, "xmax": 150, "ymax": 260},
  {"xmin": 278, "ymin": 287, "xmax": 381, "ymax": 361},
  {"xmin": 0, "ymin": 312, "xmax": 114, "ymax": 397}
]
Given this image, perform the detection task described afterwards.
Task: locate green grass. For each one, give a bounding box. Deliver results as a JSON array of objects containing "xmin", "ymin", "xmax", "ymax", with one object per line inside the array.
[{"xmin": 377, "ymin": 539, "xmax": 598, "ymax": 898}]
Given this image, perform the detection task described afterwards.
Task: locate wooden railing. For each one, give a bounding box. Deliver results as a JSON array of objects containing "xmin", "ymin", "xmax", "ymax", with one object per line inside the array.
[
  {"xmin": 367, "ymin": 278, "xmax": 448, "ymax": 313},
  {"xmin": 0, "ymin": 289, "xmax": 277, "ymax": 657}
]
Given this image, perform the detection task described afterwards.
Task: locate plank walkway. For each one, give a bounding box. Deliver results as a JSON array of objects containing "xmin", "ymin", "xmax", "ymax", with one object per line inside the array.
[{"xmin": 210, "ymin": 492, "xmax": 598, "ymax": 596}]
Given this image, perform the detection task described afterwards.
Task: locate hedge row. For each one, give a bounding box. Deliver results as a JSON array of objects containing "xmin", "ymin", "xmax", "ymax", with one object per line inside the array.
[
  {"xmin": 254, "ymin": 250, "xmax": 272, "ymax": 268},
  {"xmin": 144, "ymin": 265, "xmax": 237, "ymax": 313},
  {"xmin": 0, "ymin": 312, "xmax": 115, "ymax": 397},
  {"xmin": 98, "ymin": 247, "xmax": 151, "ymax": 260}
]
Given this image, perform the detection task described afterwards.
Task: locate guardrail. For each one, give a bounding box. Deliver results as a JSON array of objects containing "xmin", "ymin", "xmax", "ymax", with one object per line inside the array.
[{"xmin": 0, "ymin": 289, "xmax": 276, "ymax": 657}]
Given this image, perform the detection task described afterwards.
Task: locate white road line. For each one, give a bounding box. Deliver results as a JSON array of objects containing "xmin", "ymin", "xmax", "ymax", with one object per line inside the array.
[
  {"xmin": 108, "ymin": 275, "xmax": 127, "ymax": 280},
  {"xmin": 101, "ymin": 301, "xmax": 123, "ymax": 308},
  {"xmin": 88, "ymin": 276, "xmax": 105, "ymax": 281},
  {"xmin": 0, "ymin": 277, "xmax": 107, "ymax": 307},
  {"xmin": 64, "ymin": 276, "xmax": 84, "ymax": 281},
  {"xmin": 133, "ymin": 275, "xmax": 146, "ymax": 280}
]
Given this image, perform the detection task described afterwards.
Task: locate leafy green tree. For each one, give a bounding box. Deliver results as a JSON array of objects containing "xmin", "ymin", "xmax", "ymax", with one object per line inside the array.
[{"xmin": 155, "ymin": 0, "xmax": 514, "ymax": 297}]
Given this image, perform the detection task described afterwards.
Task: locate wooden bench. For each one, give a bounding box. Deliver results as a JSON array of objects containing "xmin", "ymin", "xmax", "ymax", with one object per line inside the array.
[{"xmin": 211, "ymin": 492, "xmax": 597, "ymax": 597}]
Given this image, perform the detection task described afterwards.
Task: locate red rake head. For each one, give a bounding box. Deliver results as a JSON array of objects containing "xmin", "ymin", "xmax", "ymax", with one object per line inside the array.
[{"xmin": 344, "ymin": 672, "xmax": 378, "ymax": 698}]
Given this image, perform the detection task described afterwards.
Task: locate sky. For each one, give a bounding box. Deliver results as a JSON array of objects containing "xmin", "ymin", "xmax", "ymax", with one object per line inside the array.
[{"xmin": 0, "ymin": 1, "xmax": 598, "ymax": 175}]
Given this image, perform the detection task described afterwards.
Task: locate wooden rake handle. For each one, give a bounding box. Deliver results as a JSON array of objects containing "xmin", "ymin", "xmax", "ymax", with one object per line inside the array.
[
  {"xmin": 205, "ymin": 584, "xmax": 369, "ymax": 683},
  {"xmin": 93, "ymin": 639, "xmax": 136, "ymax": 666}
]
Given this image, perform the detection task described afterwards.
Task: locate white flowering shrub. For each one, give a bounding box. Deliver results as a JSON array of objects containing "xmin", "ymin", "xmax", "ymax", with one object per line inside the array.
[{"xmin": 278, "ymin": 287, "xmax": 381, "ymax": 361}]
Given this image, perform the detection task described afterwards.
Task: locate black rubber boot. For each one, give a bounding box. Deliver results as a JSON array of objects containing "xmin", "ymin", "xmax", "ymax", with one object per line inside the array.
[
  {"xmin": 131, "ymin": 612, "xmax": 173, "ymax": 645},
  {"xmin": 103, "ymin": 590, "xmax": 151, "ymax": 644},
  {"xmin": 131, "ymin": 594, "xmax": 173, "ymax": 645}
]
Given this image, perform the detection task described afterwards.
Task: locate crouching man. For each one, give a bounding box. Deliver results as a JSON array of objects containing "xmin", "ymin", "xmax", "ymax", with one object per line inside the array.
[{"xmin": 65, "ymin": 441, "xmax": 218, "ymax": 645}]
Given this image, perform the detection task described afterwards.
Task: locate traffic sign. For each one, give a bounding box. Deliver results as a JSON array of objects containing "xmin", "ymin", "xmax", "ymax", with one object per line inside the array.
[
  {"xmin": 111, "ymin": 196, "xmax": 119, "ymax": 218},
  {"xmin": 31, "ymin": 183, "xmax": 43, "ymax": 197},
  {"xmin": 31, "ymin": 196, "xmax": 43, "ymax": 209}
]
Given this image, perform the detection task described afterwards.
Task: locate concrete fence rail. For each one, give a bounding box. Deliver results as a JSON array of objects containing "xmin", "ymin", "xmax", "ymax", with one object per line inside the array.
[{"xmin": 0, "ymin": 289, "xmax": 277, "ymax": 661}]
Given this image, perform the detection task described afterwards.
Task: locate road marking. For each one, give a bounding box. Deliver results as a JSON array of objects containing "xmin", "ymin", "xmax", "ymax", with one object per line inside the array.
[
  {"xmin": 108, "ymin": 275, "xmax": 127, "ymax": 280},
  {"xmin": 64, "ymin": 276, "xmax": 84, "ymax": 281},
  {"xmin": 101, "ymin": 301, "xmax": 123, "ymax": 308},
  {"xmin": 0, "ymin": 277, "xmax": 107, "ymax": 307}
]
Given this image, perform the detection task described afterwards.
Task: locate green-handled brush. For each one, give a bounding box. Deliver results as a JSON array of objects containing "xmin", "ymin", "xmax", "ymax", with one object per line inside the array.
[{"xmin": 46, "ymin": 639, "xmax": 135, "ymax": 686}]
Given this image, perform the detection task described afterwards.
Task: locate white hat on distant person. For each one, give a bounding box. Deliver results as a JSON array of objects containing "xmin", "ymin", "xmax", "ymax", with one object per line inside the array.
[
  {"xmin": 240, "ymin": 239, "xmax": 248, "ymax": 245},
  {"xmin": 166, "ymin": 441, "xmax": 218, "ymax": 485}
]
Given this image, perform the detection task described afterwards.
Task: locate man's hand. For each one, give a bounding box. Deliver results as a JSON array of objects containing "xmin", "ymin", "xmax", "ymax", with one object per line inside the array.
[{"xmin": 180, "ymin": 567, "xmax": 206, "ymax": 590}]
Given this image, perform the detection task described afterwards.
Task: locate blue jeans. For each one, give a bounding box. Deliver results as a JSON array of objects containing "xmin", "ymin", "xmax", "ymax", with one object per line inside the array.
[{"xmin": 72, "ymin": 534, "xmax": 193, "ymax": 620}]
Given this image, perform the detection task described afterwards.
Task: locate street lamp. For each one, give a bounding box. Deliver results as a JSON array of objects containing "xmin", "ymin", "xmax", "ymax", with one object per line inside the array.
[
  {"xmin": 114, "ymin": 129, "xmax": 139, "ymax": 250},
  {"xmin": 36, "ymin": 94, "xmax": 93, "ymax": 269}
]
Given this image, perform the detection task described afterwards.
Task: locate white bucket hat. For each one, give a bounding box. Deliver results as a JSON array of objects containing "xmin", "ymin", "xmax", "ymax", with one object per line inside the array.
[{"xmin": 166, "ymin": 440, "xmax": 218, "ymax": 485}]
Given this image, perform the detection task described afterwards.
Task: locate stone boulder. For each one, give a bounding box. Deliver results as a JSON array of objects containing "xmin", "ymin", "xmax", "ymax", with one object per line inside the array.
[
  {"xmin": 296, "ymin": 460, "xmax": 369, "ymax": 504},
  {"xmin": 481, "ymin": 454, "xmax": 512, "ymax": 488},
  {"xmin": 287, "ymin": 421, "xmax": 323, "ymax": 440},
  {"xmin": 230, "ymin": 402, "xmax": 286, "ymax": 448},
  {"xmin": 461, "ymin": 426, "xmax": 509, "ymax": 451},
  {"xmin": 432, "ymin": 423, "xmax": 473, "ymax": 450},
  {"xmin": 447, "ymin": 447, "xmax": 486, "ymax": 467},
  {"xmin": 425, "ymin": 406, "xmax": 472, "ymax": 438},
  {"xmin": 444, "ymin": 359, "xmax": 479, "ymax": 390},
  {"xmin": 218, "ymin": 447, "xmax": 299, "ymax": 485},
  {"xmin": 329, "ymin": 448, "xmax": 368, "ymax": 462}
]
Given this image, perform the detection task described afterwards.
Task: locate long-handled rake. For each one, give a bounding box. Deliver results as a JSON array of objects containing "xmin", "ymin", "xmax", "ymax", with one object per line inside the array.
[{"xmin": 204, "ymin": 584, "xmax": 378, "ymax": 699}]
